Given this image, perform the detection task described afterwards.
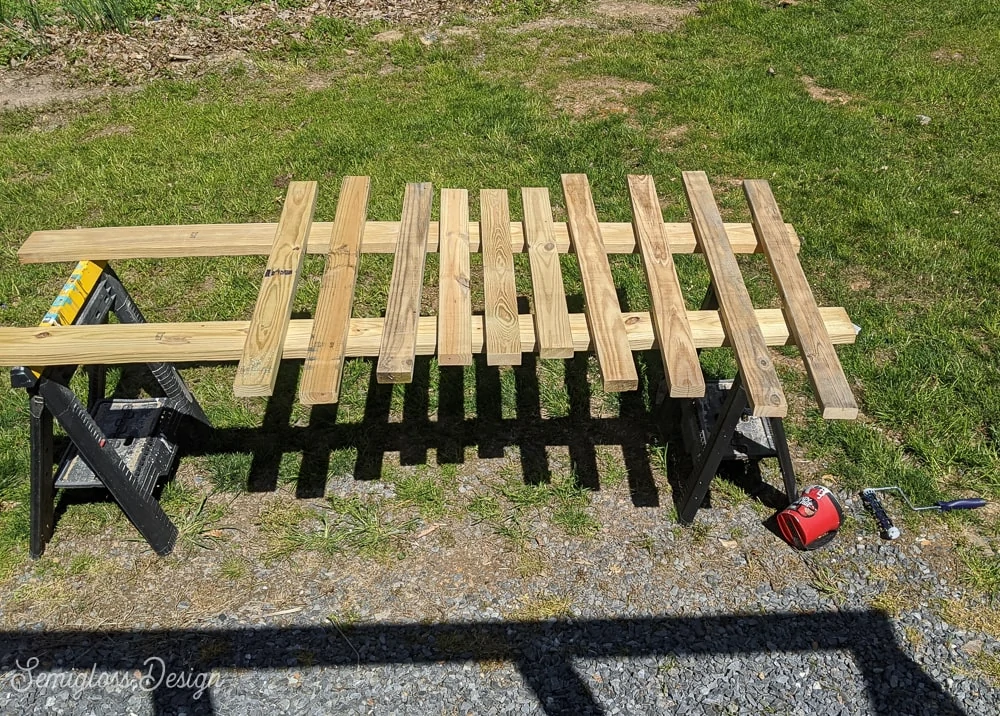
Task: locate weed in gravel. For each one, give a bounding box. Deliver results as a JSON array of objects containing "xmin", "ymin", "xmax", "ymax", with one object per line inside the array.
[
  {"xmin": 808, "ymin": 564, "xmax": 847, "ymax": 606},
  {"xmin": 165, "ymin": 489, "xmax": 235, "ymax": 551},
  {"xmin": 220, "ymin": 555, "xmax": 249, "ymax": 581},
  {"xmin": 869, "ymin": 589, "xmax": 909, "ymax": 618},
  {"xmin": 515, "ymin": 550, "xmax": 546, "ymax": 577},
  {"xmin": 972, "ymin": 653, "xmax": 1000, "ymax": 686},
  {"xmin": 395, "ymin": 474, "xmax": 446, "ymax": 518},
  {"xmin": 552, "ymin": 503, "xmax": 600, "ymax": 537},
  {"xmin": 903, "ymin": 626, "xmax": 925, "ymax": 649},
  {"xmin": 959, "ymin": 547, "xmax": 1000, "ymax": 598},
  {"xmin": 508, "ymin": 593, "xmax": 572, "ymax": 621},
  {"xmin": 629, "ymin": 534, "xmax": 656, "ymax": 557},
  {"xmin": 936, "ymin": 598, "xmax": 1000, "ymax": 639},
  {"xmin": 324, "ymin": 496, "xmax": 418, "ymax": 560}
]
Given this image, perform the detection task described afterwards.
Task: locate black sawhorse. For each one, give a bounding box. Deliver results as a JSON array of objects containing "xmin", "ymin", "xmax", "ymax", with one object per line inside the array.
[
  {"xmin": 12, "ymin": 263, "xmax": 209, "ymax": 557},
  {"xmin": 675, "ymin": 284, "xmax": 798, "ymax": 523}
]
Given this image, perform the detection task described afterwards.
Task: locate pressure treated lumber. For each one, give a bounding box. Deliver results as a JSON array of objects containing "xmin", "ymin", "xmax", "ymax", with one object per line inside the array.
[
  {"xmin": 19, "ymin": 222, "xmax": 799, "ymax": 263},
  {"xmin": 480, "ymin": 189, "xmax": 522, "ymax": 366},
  {"xmin": 299, "ymin": 176, "xmax": 370, "ymax": 405},
  {"xmin": 233, "ymin": 181, "xmax": 316, "ymax": 397},
  {"xmin": 683, "ymin": 171, "xmax": 786, "ymax": 417},
  {"xmin": 522, "ymin": 188, "xmax": 574, "ymax": 359},
  {"xmin": 0, "ymin": 308, "xmax": 856, "ymax": 366},
  {"xmin": 376, "ymin": 183, "xmax": 433, "ymax": 383},
  {"xmin": 744, "ymin": 180, "xmax": 858, "ymax": 420},
  {"xmin": 628, "ymin": 174, "xmax": 704, "ymax": 399},
  {"xmin": 562, "ymin": 174, "xmax": 638, "ymax": 392},
  {"xmin": 437, "ymin": 189, "xmax": 473, "ymax": 366}
]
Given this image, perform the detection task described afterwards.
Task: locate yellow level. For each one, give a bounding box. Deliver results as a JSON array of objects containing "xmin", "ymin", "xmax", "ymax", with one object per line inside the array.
[{"xmin": 31, "ymin": 260, "xmax": 107, "ymax": 378}]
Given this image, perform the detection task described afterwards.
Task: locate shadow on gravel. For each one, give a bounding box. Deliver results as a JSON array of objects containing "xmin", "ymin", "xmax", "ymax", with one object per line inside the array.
[{"xmin": 0, "ymin": 611, "xmax": 964, "ymax": 715}]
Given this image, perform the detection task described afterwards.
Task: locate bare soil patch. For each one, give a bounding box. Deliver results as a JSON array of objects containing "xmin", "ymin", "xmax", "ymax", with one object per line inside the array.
[
  {"xmin": 800, "ymin": 75, "xmax": 852, "ymax": 105},
  {"xmin": 593, "ymin": 1, "xmax": 697, "ymax": 29},
  {"xmin": 0, "ymin": 72, "xmax": 117, "ymax": 111},
  {"xmin": 551, "ymin": 76, "xmax": 655, "ymax": 118}
]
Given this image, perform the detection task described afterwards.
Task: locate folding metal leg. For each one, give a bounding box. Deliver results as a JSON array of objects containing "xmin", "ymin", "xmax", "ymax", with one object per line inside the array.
[
  {"xmin": 29, "ymin": 395, "xmax": 55, "ymax": 559},
  {"xmin": 38, "ymin": 380, "xmax": 178, "ymax": 555},
  {"xmin": 104, "ymin": 270, "xmax": 209, "ymax": 425},
  {"xmin": 768, "ymin": 417, "xmax": 798, "ymax": 505},
  {"xmin": 679, "ymin": 373, "xmax": 748, "ymax": 524}
]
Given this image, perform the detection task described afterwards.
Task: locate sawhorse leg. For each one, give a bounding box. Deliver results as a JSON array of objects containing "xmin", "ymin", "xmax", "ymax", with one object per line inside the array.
[
  {"xmin": 29, "ymin": 395, "xmax": 54, "ymax": 559},
  {"xmin": 40, "ymin": 381, "xmax": 178, "ymax": 555},
  {"xmin": 769, "ymin": 416, "xmax": 798, "ymax": 505},
  {"xmin": 678, "ymin": 373, "xmax": 749, "ymax": 524}
]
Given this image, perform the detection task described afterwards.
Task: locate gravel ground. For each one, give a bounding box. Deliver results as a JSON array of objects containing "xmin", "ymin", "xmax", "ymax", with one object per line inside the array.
[{"xmin": 1, "ymin": 480, "xmax": 996, "ymax": 715}]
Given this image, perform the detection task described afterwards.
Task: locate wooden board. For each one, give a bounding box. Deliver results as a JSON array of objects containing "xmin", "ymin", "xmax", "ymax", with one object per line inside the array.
[
  {"xmin": 744, "ymin": 180, "xmax": 858, "ymax": 419},
  {"xmin": 0, "ymin": 308, "xmax": 856, "ymax": 366},
  {"xmin": 683, "ymin": 171, "xmax": 786, "ymax": 417},
  {"xmin": 233, "ymin": 181, "xmax": 317, "ymax": 397},
  {"xmin": 19, "ymin": 221, "xmax": 799, "ymax": 262},
  {"xmin": 628, "ymin": 175, "xmax": 705, "ymax": 398},
  {"xmin": 376, "ymin": 182, "xmax": 433, "ymax": 383},
  {"xmin": 299, "ymin": 176, "xmax": 370, "ymax": 405},
  {"xmin": 437, "ymin": 189, "xmax": 473, "ymax": 366},
  {"xmin": 522, "ymin": 188, "xmax": 574, "ymax": 359},
  {"xmin": 562, "ymin": 174, "xmax": 638, "ymax": 392},
  {"xmin": 480, "ymin": 189, "xmax": 521, "ymax": 365}
]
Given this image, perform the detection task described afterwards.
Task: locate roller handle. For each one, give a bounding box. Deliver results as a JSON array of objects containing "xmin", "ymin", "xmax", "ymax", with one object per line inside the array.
[
  {"xmin": 937, "ymin": 498, "xmax": 987, "ymax": 511},
  {"xmin": 861, "ymin": 490, "xmax": 900, "ymax": 540}
]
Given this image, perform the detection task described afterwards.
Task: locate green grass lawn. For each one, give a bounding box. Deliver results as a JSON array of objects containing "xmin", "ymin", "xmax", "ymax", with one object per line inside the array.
[{"xmin": 1, "ymin": 0, "xmax": 998, "ymax": 590}]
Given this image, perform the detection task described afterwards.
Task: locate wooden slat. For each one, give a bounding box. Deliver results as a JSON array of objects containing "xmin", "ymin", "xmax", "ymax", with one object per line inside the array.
[
  {"xmin": 683, "ymin": 171, "xmax": 786, "ymax": 417},
  {"xmin": 437, "ymin": 189, "xmax": 472, "ymax": 366},
  {"xmin": 299, "ymin": 176, "xmax": 370, "ymax": 405},
  {"xmin": 376, "ymin": 183, "xmax": 433, "ymax": 383},
  {"xmin": 562, "ymin": 174, "xmax": 638, "ymax": 392},
  {"xmin": 18, "ymin": 221, "xmax": 800, "ymax": 262},
  {"xmin": 480, "ymin": 189, "xmax": 521, "ymax": 366},
  {"xmin": 0, "ymin": 308, "xmax": 857, "ymax": 366},
  {"xmin": 744, "ymin": 180, "xmax": 858, "ymax": 419},
  {"xmin": 233, "ymin": 181, "xmax": 317, "ymax": 397},
  {"xmin": 522, "ymin": 188, "xmax": 574, "ymax": 359},
  {"xmin": 628, "ymin": 175, "xmax": 704, "ymax": 398}
]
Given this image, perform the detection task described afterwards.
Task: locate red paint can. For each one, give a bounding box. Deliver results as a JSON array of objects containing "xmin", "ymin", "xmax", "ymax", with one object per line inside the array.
[{"xmin": 776, "ymin": 485, "xmax": 843, "ymax": 550}]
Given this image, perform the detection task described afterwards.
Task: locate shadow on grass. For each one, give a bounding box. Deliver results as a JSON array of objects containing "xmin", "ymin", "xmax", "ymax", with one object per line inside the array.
[
  {"xmin": 0, "ymin": 611, "xmax": 965, "ymax": 715},
  {"xmin": 183, "ymin": 353, "xmax": 667, "ymax": 508}
]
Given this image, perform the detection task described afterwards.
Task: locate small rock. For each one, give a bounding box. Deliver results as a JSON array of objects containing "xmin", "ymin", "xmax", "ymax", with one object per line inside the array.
[{"xmin": 917, "ymin": 114, "xmax": 931, "ymax": 125}]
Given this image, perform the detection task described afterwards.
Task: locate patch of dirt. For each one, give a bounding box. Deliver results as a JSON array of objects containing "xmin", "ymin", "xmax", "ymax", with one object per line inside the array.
[
  {"xmin": 931, "ymin": 48, "xmax": 973, "ymax": 63},
  {"xmin": 800, "ymin": 75, "xmax": 852, "ymax": 105},
  {"xmin": 87, "ymin": 123, "xmax": 135, "ymax": 140},
  {"xmin": 0, "ymin": 72, "xmax": 119, "ymax": 111},
  {"xmin": 551, "ymin": 76, "xmax": 655, "ymax": 118},
  {"xmin": 592, "ymin": 1, "xmax": 698, "ymax": 29},
  {"xmin": 373, "ymin": 29, "xmax": 406, "ymax": 43},
  {"xmin": 506, "ymin": 17, "xmax": 599, "ymax": 34},
  {"xmin": 653, "ymin": 123, "xmax": 688, "ymax": 149}
]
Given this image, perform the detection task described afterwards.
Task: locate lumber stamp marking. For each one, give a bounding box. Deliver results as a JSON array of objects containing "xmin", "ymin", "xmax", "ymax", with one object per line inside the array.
[
  {"xmin": 683, "ymin": 171, "xmax": 786, "ymax": 417},
  {"xmin": 481, "ymin": 189, "xmax": 522, "ymax": 366},
  {"xmin": 628, "ymin": 174, "xmax": 705, "ymax": 398},
  {"xmin": 744, "ymin": 179, "xmax": 858, "ymax": 419},
  {"xmin": 299, "ymin": 176, "xmax": 370, "ymax": 405},
  {"xmin": 522, "ymin": 187, "xmax": 574, "ymax": 359},
  {"xmin": 234, "ymin": 181, "xmax": 317, "ymax": 397},
  {"xmin": 376, "ymin": 182, "xmax": 433, "ymax": 383},
  {"xmin": 438, "ymin": 188, "xmax": 473, "ymax": 366},
  {"xmin": 562, "ymin": 174, "xmax": 638, "ymax": 392}
]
